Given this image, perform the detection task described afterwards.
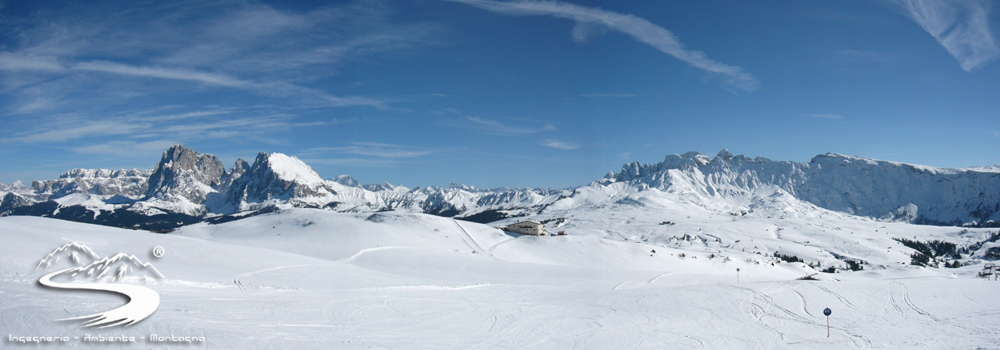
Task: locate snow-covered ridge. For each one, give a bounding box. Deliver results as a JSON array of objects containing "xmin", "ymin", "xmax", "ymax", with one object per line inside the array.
[
  {"xmin": 59, "ymin": 168, "xmax": 154, "ymax": 179},
  {"xmin": 264, "ymin": 153, "xmax": 325, "ymax": 185},
  {"xmin": 28, "ymin": 168, "xmax": 153, "ymax": 201},
  {"xmin": 2, "ymin": 145, "xmax": 999, "ymax": 228},
  {"xmin": 603, "ymin": 149, "xmax": 1000, "ymax": 225}
]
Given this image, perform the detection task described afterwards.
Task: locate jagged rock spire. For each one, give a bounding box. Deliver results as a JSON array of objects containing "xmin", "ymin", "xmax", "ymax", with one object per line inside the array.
[{"xmin": 145, "ymin": 144, "xmax": 226, "ymax": 203}]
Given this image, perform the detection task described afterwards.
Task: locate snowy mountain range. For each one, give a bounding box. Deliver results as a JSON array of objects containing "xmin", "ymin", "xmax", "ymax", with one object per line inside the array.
[{"xmin": 2, "ymin": 145, "xmax": 998, "ymax": 230}]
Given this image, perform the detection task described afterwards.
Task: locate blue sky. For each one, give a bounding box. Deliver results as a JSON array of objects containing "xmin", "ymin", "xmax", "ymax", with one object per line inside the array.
[{"xmin": 1, "ymin": 0, "xmax": 998, "ymax": 189}]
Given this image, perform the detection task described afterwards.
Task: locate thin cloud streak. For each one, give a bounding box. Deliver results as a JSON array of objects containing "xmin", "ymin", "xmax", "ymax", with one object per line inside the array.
[
  {"xmin": 1, "ymin": 2, "xmax": 427, "ymax": 115},
  {"xmin": 306, "ymin": 142, "xmax": 435, "ymax": 158},
  {"xmin": 304, "ymin": 157, "xmax": 402, "ymax": 167},
  {"xmin": 74, "ymin": 61, "xmax": 249, "ymax": 87},
  {"xmin": 70, "ymin": 60, "xmax": 388, "ymax": 108},
  {"xmin": 1, "ymin": 119, "xmax": 149, "ymax": 144},
  {"xmin": 541, "ymin": 139, "xmax": 579, "ymax": 150},
  {"xmin": 72, "ymin": 140, "xmax": 180, "ymax": 158},
  {"xmin": 466, "ymin": 116, "xmax": 557, "ymax": 135},
  {"xmin": 0, "ymin": 53, "xmax": 65, "ymax": 72},
  {"xmin": 891, "ymin": 0, "xmax": 1000, "ymax": 71},
  {"xmin": 445, "ymin": 0, "xmax": 760, "ymax": 91},
  {"xmin": 1, "ymin": 113, "xmax": 310, "ymax": 144}
]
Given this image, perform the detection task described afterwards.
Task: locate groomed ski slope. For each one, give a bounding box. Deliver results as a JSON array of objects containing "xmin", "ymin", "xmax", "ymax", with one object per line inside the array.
[{"xmin": 1, "ymin": 209, "xmax": 998, "ymax": 349}]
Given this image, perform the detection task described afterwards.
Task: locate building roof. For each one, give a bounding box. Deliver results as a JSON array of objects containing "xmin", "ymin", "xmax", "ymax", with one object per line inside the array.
[{"xmin": 509, "ymin": 220, "xmax": 541, "ymax": 225}]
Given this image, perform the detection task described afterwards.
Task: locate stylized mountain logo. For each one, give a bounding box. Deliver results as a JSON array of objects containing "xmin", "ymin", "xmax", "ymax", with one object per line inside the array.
[
  {"xmin": 36, "ymin": 242, "xmax": 101, "ymax": 271},
  {"xmin": 36, "ymin": 243, "xmax": 164, "ymax": 328}
]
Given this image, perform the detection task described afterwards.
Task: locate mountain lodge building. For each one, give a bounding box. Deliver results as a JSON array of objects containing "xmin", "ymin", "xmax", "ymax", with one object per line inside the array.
[{"xmin": 504, "ymin": 220, "xmax": 546, "ymax": 236}]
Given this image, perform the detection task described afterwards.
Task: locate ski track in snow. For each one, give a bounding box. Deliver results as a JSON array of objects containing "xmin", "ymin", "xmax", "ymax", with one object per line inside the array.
[
  {"xmin": 892, "ymin": 281, "xmax": 940, "ymax": 322},
  {"xmin": 337, "ymin": 246, "xmax": 408, "ymax": 263},
  {"xmin": 453, "ymin": 219, "xmax": 485, "ymax": 254},
  {"xmin": 234, "ymin": 264, "xmax": 312, "ymax": 293},
  {"xmin": 485, "ymin": 236, "xmax": 514, "ymax": 256}
]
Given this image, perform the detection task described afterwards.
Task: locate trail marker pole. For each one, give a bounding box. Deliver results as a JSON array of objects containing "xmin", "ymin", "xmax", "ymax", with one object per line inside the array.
[
  {"xmin": 736, "ymin": 268, "xmax": 740, "ymax": 283},
  {"xmin": 823, "ymin": 307, "xmax": 832, "ymax": 337}
]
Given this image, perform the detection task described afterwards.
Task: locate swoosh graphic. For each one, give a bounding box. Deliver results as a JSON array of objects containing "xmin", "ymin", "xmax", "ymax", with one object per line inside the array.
[{"xmin": 38, "ymin": 268, "xmax": 160, "ymax": 328}]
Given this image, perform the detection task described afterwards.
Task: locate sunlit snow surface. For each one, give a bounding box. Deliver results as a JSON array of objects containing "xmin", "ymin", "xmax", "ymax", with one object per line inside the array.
[{"xmin": 2, "ymin": 209, "xmax": 999, "ymax": 349}]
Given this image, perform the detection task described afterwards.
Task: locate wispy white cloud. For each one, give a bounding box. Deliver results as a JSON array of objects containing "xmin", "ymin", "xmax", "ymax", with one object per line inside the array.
[
  {"xmin": 72, "ymin": 140, "xmax": 180, "ymax": 157},
  {"xmin": 140, "ymin": 110, "xmax": 233, "ymax": 122},
  {"xmin": 1, "ymin": 112, "xmax": 313, "ymax": 145},
  {"xmin": 891, "ymin": 0, "xmax": 1000, "ymax": 71},
  {"xmin": 249, "ymin": 81, "xmax": 387, "ymax": 108},
  {"xmin": 0, "ymin": 53, "xmax": 65, "ymax": 72},
  {"xmin": 11, "ymin": 98, "xmax": 60, "ymax": 114},
  {"xmin": 149, "ymin": 116, "xmax": 296, "ymax": 137},
  {"xmin": 466, "ymin": 116, "xmax": 557, "ymax": 135},
  {"xmin": 301, "ymin": 142, "xmax": 439, "ymax": 168},
  {"xmin": 1, "ymin": 118, "xmax": 149, "ymax": 143},
  {"xmin": 302, "ymin": 157, "xmax": 401, "ymax": 167},
  {"xmin": 445, "ymin": 0, "xmax": 760, "ymax": 91},
  {"xmin": 1, "ymin": 1, "xmax": 434, "ymax": 117},
  {"xmin": 571, "ymin": 21, "xmax": 608, "ymax": 44},
  {"xmin": 800, "ymin": 113, "xmax": 845, "ymax": 120},
  {"xmin": 306, "ymin": 142, "xmax": 435, "ymax": 158},
  {"xmin": 154, "ymin": 3, "xmax": 436, "ymax": 73},
  {"xmin": 541, "ymin": 139, "xmax": 579, "ymax": 150},
  {"xmin": 69, "ymin": 60, "xmax": 388, "ymax": 108},
  {"xmin": 73, "ymin": 61, "xmax": 249, "ymax": 87}
]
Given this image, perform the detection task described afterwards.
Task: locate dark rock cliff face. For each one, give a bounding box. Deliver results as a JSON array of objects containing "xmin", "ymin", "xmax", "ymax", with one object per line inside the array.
[
  {"xmin": 145, "ymin": 145, "xmax": 226, "ymax": 204},
  {"xmin": 0, "ymin": 192, "xmax": 33, "ymax": 215},
  {"xmin": 220, "ymin": 158, "xmax": 250, "ymax": 190}
]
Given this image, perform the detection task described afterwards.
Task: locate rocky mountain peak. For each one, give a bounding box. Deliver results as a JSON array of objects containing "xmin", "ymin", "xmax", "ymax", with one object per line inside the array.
[
  {"xmin": 225, "ymin": 152, "xmax": 333, "ymax": 211},
  {"xmin": 220, "ymin": 159, "xmax": 250, "ymax": 189},
  {"xmin": 0, "ymin": 192, "xmax": 34, "ymax": 215},
  {"xmin": 332, "ymin": 175, "xmax": 360, "ymax": 187},
  {"xmin": 254, "ymin": 152, "xmax": 324, "ymax": 185},
  {"xmin": 716, "ymin": 148, "xmax": 735, "ymax": 161},
  {"xmin": 145, "ymin": 144, "xmax": 226, "ymax": 203}
]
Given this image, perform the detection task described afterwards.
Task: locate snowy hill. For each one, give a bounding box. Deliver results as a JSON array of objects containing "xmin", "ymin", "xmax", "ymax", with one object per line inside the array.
[
  {"xmin": 2, "ymin": 210, "xmax": 999, "ymax": 348},
  {"xmin": 2, "ymin": 145, "xmax": 999, "ymax": 230}
]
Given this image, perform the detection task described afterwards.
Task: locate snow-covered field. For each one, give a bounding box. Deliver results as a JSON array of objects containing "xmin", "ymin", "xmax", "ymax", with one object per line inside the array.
[{"xmin": 2, "ymin": 209, "xmax": 999, "ymax": 349}]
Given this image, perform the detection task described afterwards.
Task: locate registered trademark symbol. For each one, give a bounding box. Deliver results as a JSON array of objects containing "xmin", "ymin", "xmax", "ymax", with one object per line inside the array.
[{"xmin": 152, "ymin": 246, "xmax": 165, "ymax": 258}]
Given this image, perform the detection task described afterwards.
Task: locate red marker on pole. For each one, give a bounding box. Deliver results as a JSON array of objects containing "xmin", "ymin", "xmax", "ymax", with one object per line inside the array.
[{"xmin": 823, "ymin": 307, "xmax": 832, "ymax": 337}]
